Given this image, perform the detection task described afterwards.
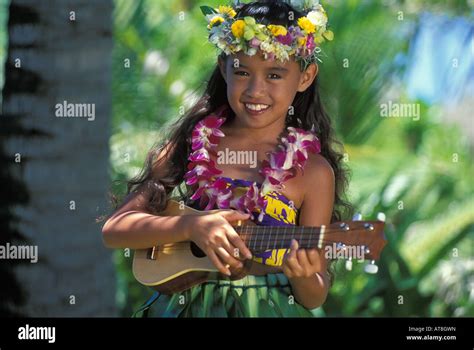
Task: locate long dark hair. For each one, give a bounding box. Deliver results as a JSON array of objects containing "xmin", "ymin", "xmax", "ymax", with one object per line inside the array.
[{"xmin": 110, "ymin": 0, "xmax": 353, "ymax": 225}]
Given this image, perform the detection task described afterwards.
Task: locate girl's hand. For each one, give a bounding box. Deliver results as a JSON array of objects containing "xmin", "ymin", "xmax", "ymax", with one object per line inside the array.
[
  {"xmin": 282, "ymin": 239, "xmax": 324, "ymax": 278},
  {"xmin": 186, "ymin": 210, "xmax": 253, "ymax": 276}
]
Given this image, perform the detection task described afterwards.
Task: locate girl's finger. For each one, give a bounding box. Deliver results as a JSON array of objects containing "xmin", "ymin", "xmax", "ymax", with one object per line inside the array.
[
  {"xmin": 218, "ymin": 210, "xmax": 251, "ymax": 225},
  {"xmin": 289, "ymin": 238, "xmax": 299, "ymax": 255},
  {"xmin": 284, "ymin": 239, "xmax": 303, "ymax": 275},
  {"xmin": 207, "ymin": 250, "xmax": 231, "ymax": 276},
  {"xmin": 218, "ymin": 234, "xmax": 243, "ymax": 265},
  {"xmin": 226, "ymin": 229, "xmax": 253, "ymax": 259},
  {"xmin": 281, "ymin": 263, "xmax": 294, "ymax": 278},
  {"xmin": 284, "ymin": 239, "xmax": 298, "ymax": 266},
  {"xmin": 215, "ymin": 247, "xmax": 244, "ymax": 270},
  {"xmin": 297, "ymin": 248, "xmax": 311, "ymax": 269},
  {"xmin": 307, "ymin": 248, "xmax": 320, "ymax": 266},
  {"xmin": 282, "ymin": 241, "xmax": 297, "ymax": 277}
]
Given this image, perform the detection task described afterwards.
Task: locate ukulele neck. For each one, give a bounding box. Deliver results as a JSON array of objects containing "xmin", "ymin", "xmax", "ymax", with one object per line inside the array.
[{"xmin": 236, "ymin": 225, "xmax": 326, "ymax": 252}]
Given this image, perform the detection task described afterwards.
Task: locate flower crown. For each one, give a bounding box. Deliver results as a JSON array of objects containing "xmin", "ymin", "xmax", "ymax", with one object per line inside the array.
[{"xmin": 201, "ymin": 0, "xmax": 333, "ymax": 70}]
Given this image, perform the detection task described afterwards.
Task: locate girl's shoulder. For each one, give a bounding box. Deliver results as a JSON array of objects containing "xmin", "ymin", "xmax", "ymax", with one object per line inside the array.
[
  {"xmin": 299, "ymin": 152, "xmax": 335, "ymax": 207},
  {"xmin": 299, "ymin": 153, "xmax": 335, "ymax": 193},
  {"xmin": 302, "ymin": 153, "xmax": 334, "ymax": 181},
  {"xmin": 284, "ymin": 153, "xmax": 334, "ymax": 210}
]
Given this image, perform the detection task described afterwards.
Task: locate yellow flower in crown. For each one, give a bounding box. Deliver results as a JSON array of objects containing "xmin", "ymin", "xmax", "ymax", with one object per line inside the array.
[
  {"xmin": 217, "ymin": 5, "xmax": 236, "ymax": 18},
  {"xmin": 208, "ymin": 16, "xmax": 225, "ymax": 29},
  {"xmin": 297, "ymin": 36, "xmax": 307, "ymax": 47},
  {"xmin": 267, "ymin": 24, "xmax": 287, "ymax": 37},
  {"xmin": 297, "ymin": 16, "xmax": 316, "ymax": 34},
  {"xmin": 231, "ymin": 19, "xmax": 246, "ymax": 38}
]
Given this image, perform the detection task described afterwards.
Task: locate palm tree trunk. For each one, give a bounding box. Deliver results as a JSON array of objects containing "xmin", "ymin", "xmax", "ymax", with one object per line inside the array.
[{"xmin": 1, "ymin": 0, "xmax": 116, "ymax": 316}]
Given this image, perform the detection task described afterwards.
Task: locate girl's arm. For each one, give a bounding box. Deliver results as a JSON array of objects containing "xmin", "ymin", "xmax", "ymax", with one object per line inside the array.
[
  {"xmin": 282, "ymin": 154, "xmax": 335, "ymax": 309},
  {"xmin": 102, "ymin": 144, "xmax": 192, "ymax": 249},
  {"xmin": 101, "ymin": 187, "xmax": 192, "ymax": 249},
  {"xmin": 101, "ymin": 145, "xmax": 251, "ymax": 275}
]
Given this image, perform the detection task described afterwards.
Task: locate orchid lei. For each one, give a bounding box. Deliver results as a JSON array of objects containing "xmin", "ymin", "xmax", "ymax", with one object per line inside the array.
[{"xmin": 184, "ymin": 105, "xmax": 321, "ymax": 222}]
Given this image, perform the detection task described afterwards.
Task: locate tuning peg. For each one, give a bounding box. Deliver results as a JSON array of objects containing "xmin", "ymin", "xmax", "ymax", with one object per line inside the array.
[
  {"xmin": 345, "ymin": 257, "xmax": 353, "ymax": 271},
  {"xmin": 339, "ymin": 222, "xmax": 350, "ymax": 231},
  {"xmin": 364, "ymin": 223, "xmax": 374, "ymax": 231},
  {"xmin": 352, "ymin": 213, "xmax": 362, "ymax": 221},
  {"xmin": 364, "ymin": 260, "xmax": 379, "ymax": 274},
  {"xmin": 377, "ymin": 212, "xmax": 386, "ymax": 222}
]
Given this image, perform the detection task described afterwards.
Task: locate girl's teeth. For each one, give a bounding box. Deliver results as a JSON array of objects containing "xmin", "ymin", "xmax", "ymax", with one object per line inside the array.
[{"xmin": 245, "ymin": 104, "xmax": 270, "ymax": 111}]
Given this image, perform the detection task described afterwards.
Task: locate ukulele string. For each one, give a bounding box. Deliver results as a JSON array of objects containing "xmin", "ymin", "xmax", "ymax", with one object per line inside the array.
[
  {"xmin": 152, "ymin": 237, "xmax": 372, "ymax": 252},
  {"xmin": 150, "ymin": 222, "xmax": 380, "ymax": 252}
]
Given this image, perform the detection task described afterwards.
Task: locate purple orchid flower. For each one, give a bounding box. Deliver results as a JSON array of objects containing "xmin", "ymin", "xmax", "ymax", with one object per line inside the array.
[
  {"xmin": 276, "ymin": 33, "xmax": 293, "ymax": 46},
  {"xmin": 202, "ymin": 177, "xmax": 232, "ymax": 210},
  {"xmin": 184, "ymin": 160, "xmax": 222, "ymax": 186}
]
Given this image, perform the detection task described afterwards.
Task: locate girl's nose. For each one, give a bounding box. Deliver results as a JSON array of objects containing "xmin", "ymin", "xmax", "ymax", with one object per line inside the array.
[{"xmin": 245, "ymin": 76, "xmax": 267, "ymax": 98}]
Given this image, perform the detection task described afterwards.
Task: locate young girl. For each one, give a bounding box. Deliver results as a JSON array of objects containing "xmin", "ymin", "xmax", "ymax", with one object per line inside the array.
[{"xmin": 102, "ymin": 0, "xmax": 352, "ymax": 317}]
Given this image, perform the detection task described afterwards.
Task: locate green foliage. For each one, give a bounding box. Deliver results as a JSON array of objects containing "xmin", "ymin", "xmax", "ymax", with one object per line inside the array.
[
  {"xmin": 112, "ymin": 0, "xmax": 222, "ymax": 132},
  {"xmin": 320, "ymin": 0, "xmax": 409, "ymax": 143},
  {"xmin": 396, "ymin": 0, "xmax": 473, "ymax": 16},
  {"xmin": 200, "ymin": 5, "xmax": 218, "ymax": 15},
  {"xmin": 326, "ymin": 112, "xmax": 474, "ymax": 316}
]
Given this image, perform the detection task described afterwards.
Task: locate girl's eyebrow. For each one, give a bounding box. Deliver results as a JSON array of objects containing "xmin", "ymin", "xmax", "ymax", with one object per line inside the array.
[{"xmin": 234, "ymin": 63, "xmax": 288, "ymax": 72}]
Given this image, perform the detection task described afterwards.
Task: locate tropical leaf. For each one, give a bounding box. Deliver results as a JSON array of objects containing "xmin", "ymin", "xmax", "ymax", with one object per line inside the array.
[
  {"xmin": 200, "ymin": 5, "xmax": 217, "ymax": 15},
  {"xmin": 401, "ymin": 197, "xmax": 474, "ymax": 276}
]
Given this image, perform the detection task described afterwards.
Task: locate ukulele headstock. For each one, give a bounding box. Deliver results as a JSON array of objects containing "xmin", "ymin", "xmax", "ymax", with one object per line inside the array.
[{"xmin": 328, "ymin": 211, "xmax": 387, "ymax": 274}]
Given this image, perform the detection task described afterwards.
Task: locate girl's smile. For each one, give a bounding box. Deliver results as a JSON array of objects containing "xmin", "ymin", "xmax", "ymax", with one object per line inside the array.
[{"xmin": 243, "ymin": 102, "xmax": 271, "ymax": 116}]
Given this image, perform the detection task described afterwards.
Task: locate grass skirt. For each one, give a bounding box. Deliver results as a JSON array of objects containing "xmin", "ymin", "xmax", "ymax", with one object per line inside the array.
[{"xmin": 134, "ymin": 273, "xmax": 324, "ymax": 318}]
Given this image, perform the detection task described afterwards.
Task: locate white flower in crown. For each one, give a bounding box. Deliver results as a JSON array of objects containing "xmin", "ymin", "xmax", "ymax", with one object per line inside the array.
[
  {"xmin": 306, "ymin": 6, "xmax": 328, "ymax": 29},
  {"xmin": 247, "ymin": 47, "xmax": 258, "ymax": 56}
]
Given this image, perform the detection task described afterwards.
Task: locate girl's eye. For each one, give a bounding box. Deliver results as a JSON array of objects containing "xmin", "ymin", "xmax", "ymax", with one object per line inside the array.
[{"xmin": 234, "ymin": 71, "xmax": 281, "ymax": 80}]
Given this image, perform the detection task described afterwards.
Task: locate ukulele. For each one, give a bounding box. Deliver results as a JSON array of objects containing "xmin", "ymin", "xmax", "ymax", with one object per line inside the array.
[{"xmin": 133, "ymin": 200, "xmax": 387, "ymax": 294}]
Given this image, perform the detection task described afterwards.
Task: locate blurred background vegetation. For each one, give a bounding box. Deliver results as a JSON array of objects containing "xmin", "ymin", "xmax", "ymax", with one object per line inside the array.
[
  {"xmin": 109, "ymin": 0, "xmax": 473, "ymax": 316},
  {"xmin": 4, "ymin": 0, "xmax": 469, "ymax": 318}
]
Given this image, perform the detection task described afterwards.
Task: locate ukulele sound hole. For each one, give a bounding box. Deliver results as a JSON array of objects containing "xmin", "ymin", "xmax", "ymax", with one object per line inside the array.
[{"xmin": 190, "ymin": 242, "xmax": 206, "ymax": 258}]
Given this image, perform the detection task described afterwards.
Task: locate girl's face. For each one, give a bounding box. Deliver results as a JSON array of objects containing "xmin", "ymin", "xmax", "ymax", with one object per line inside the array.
[{"xmin": 218, "ymin": 50, "xmax": 318, "ymax": 130}]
